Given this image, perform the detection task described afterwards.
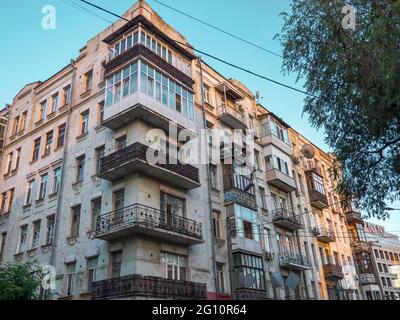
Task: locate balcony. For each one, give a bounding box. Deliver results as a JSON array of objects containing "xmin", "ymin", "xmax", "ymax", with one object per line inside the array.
[
  {"xmin": 346, "ymin": 210, "xmax": 364, "ymax": 224},
  {"xmin": 279, "ymin": 253, "xmax": 310, "ymax": 271},
  {"xmin": 308, "ymin": 190, "xmax": 329, "ymax": 209},
  {"xmin": 266, "ymin": 169, "xmax": 297, "ymax": 192},
  {"xmin": 95, "ymin": 203, "xmax": 203, "ymax": 245},
  {"xmin": 323, "ymin": 263, "xmax": 344, "ymax": 280},
  {"xmin": 260, "ymin": 131, "xmax": 293, "ymax": 156},
  {"xmin": 351, "ymin": 240, "xmax": 369, "ymax": 254},
  {"xmin": 272, "ymin": 208, "xmax": 303, "ymax": 231},
  {"xmin": 313, "ymin": 227, "xmax": 336, "ymax": 243},
  {"xmin": 359, "ymin": 273, "xmax": 377, "ymax": 285},
  {"xmin": 217, "ymin": 104, "xmax": 246, "ymax": 130},
  {"xmin": 98, "ymin": 142, "xmax": 200, "ymax": 190},
  {"xmin": 91, "ymin": 274, "xmax": 207, "ymax": 300},
  {"xmin": 235, "ymin": 289, "xmax": 268, "ymax": 300},
  {"xmin": 224, "ymin": 188, "xmax": 257, "ymax": 209}
]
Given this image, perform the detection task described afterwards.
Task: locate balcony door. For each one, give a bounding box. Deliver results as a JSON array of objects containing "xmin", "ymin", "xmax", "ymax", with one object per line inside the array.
[
  {"xmin": 112, "ymin": 189, "xmax": 125, "ymax": 225},
  {"xmin": 160, "ymin": 192, "xmax": 185, "ymax": 228}
]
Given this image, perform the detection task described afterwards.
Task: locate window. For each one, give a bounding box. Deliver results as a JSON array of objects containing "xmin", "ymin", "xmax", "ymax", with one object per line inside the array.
[
  {"xmin": 310, "ymin": 173, "xmax": 326, "ymax": 195},
  {"xmin": 216, "ymin": 263, "xmax": 225, "ymax": 294},
  {"xmin": 86, "ymin": 257, "xmax": 98, "ymax": 292},
  {"xmin": 234, "ymin": 204, "xmax": 259, "ymax": 242},
  {"xmin": 57, "ymin": 123, "xmax": 66, "ymax": 148},
  {"xmin": 65, "ymin": 262, "xmax": 76, "ymax": 296},
  {"xmin": 31, "ymin": 220, "xmax": 41, "ymax": 249},
  {"xmin": 202, "ymin": 84, "xmax": 210, "ymax": 104},
  {"xmin": 0, "ymin": 232, "xmax": 6, "ymax": 261},
  {"xmin": 80, "ymin": 110, "xmax": 89, "ymax": 136},
  {"xmin": 106, "ymin": 61, "xmax": 138, "ymax": 107},
  {"xmin": 263, "ymin": 228, "xmax": 271, "ymax": 252},
  {"xmin": 76, "ymin": 155, "xmax": 85, "ymax": 183},
  {"xmin": 20, "ymin": 111, "xmax": 27, "ymax": 131},
  {"xmin": 95, "ymin": 145, "xmax": 105, "ymax": 174},
  {"xmin": 70, "ymin": 205, "xmax": 81, "ymax": 238},
  {"xmin": 84, "ymin": 70, "xmax": 93, "ymax": 92},
  {"xmin": 210, "ymin": 164, "xmax": 218, "ymax": 189},
  {"xmin": 259, "ymin": 187, "xmax": 267, "ymax": 210},
  {"xmin": 8, "ymin": 189, "xmax": 14, "ymax": 212},
  {"xmin": 5, "ymin": 152, "xmax": 13, "ymax": 174},
  {"xmin": 32, "ymin": 137, "xmax": 41, "ymax": 161},
  {"xmin": 266, "ymin": 155, "xmax": 290, "ymax": 176},
  {"xmin": 38, "ymin": 173, "xmax": 48, "ymax": 200},
  {"xmin": 160, "ymin": 192, "xmax": 185, "ymax": 225},
  {"xmin": 378, "ymin": 263, "xmax": 383, "ymax": 272},
  {"xmin": 212, "ymin": 210, "xmax": 222, "ymax": 239},
  {"xmin": 91, "ymin": 198, "xmax": 102, "ymax": 231},
  {"xmin": 111, "ymin": 250, "xmax": 122, "ymax": 278},
  {"xmin": 14, "ymin": 148, "xmax": 21, "ymax": 170},
  {"xmin": 26, "ymin": 179, "xmax": 35, "ymax": 205},
  {"xmin": 18, "ymin": 225, "xmax": 28, "ymax": 253},
  {"xmin": 51, "ymin": 93, "xmax": 59, "ymax": 113},
  {"xmin": 39, "ymin": 100, "xmax": 47, "ymax": 120},
  {"xmin": 98, "ymin": 101, "xmax": 105, "ymax": 124},
  {"xmin": 113, "ymin": 189, "xmax": 125, "ymax": 211},
  {"xmin": 0, "ymin": 192, "xmax": 7, "ymax": 213},
  {"xmin": 45, "ymin": 215, "xmax": 55, "ymax": 245},
  {"xmin": 12, "ymin": 116, "xmax": 19, "ymax": 135},
  {"xmin": 115, "ymin": 135, "xmax": 127, "ymax": 151},
  {"xmin": 62, "ymin": 85, "xmax": 71, "ymax": 106},
  {"xmin": 160, "ymin": 252, "xmax": 187, "ymax": 281},
  {"xmin": 233, "ymin": 253, "xmax": 265, "ymax": 291},
  {"xmin": 53, "ymin": 167, "xmax": 62, "ymax": 194},
  {"xmin": 44, "ymin": 130, "xmax": 53, "ymax": 156}
]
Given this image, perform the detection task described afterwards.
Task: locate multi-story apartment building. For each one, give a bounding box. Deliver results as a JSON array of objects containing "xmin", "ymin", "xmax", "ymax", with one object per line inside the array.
[
  {"xmin": 0, "ymin": 0, "xmax": 367, "ymax": 300},
  {"xmin": 365, "ymin": 222, "xmax": 400, "ymax": 300}
]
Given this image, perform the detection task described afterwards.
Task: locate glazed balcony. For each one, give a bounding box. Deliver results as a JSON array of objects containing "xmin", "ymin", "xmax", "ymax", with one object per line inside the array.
[
  {"xmin": 279, "ymin": 253, "xmax": 310, "ymax": 271},
  {"xmin": 308, "ymin": 190, "xmax": 329, "ymax": 209},
  {"xmin": 260, "ymin": 130, "xmax": 293, "ymax": 156},
  {"xmin": 313, "ymin": 227, "xmax": 336, "ymax": 243},
  {"xmin": 98, "ymin": 142, "xmax": 200, "ymax": 190},
  {"xmin": 359, "ymin": 273, "xmax": 376, "ymax": 285},
  {"xmin": 217, "ymin": 104, "xmax": 246, "ymax": 130},
  {"xmin": 266, "ymin": 169, "xmax": 297, "ymax": 192},
  {"xmin": 346, "ymin": 210, "xmax": 364, "ymax": 225},
  {"xmin": 351, "ymin": 240, "xmax": 369, "ymax": 254},
  {"xmin": 91, "ymin": 274, "xmax": 207, "ymax": 300},
  {"xmin": 272, "ymin": 208, "xmax": 303, "ymax": 231},
  {"xmin": 95, "ymin": 203, "xmax": 203, "ymax": 245},
  {"xmin": 323, "ymin": 263, "xmax": 344, "ymax": 280}
]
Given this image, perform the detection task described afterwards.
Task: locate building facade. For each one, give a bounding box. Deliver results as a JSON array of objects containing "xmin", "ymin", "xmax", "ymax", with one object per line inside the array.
[{"xmin": 0, "ymin": 0, "xmax": 372, "ymax": 300}]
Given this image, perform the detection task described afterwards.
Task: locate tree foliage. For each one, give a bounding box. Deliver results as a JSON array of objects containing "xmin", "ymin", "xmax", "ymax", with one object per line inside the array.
[
  {"xmin": 0, "ymin": 263, "xmax": 42, "ymax": 300},
  {"xmin": 276, "ymin": 0, "xmax": 400, "ymax": 219}
]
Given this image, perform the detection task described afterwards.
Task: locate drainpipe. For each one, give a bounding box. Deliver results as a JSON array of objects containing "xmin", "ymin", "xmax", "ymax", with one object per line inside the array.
[
  {"xmin": 49, "ymin": 60, "xmax": 78, "ymax": 274},
  {"xmin": 197, "ymin": 57, "xmax": 219, "ymax": 299}
]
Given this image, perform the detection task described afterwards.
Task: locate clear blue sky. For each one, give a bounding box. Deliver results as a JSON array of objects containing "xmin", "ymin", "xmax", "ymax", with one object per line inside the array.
[{"xmin": 1, "ymin": 0, "xmax": 399, "ymax": 232}]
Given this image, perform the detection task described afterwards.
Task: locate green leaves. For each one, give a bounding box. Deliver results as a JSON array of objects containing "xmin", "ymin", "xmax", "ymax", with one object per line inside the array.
[
  {"xmin": 277, "ymin": 0, "xmax": 400, "ymax": 219},
  {"xmin": 0, "ymin": 263, "xmax": 42, "ymax": 300}
]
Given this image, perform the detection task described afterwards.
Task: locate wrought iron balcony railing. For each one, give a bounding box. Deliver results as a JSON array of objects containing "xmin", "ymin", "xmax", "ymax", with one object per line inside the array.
[
  {"xmin": 99, "ymin": 142, "xmax": 200, "ymax": 186},
  {"xmin": 273, "ymin": 208, "xmax": 303, "ymax": 230},
  {"xmin": 323, "ymin": 263, "xmax": 344, "ymax": 280},
  {"xmin": 346, "ymin": 211, "xmax": 364, "ymax": 224},
  {"xmin": 279, "ymin": 253, "xmax": 310, "ymax": 270},
  {"xmin": 313, "ymin": 227, "xmax": 336, "ymax": 243},
  {"xmin": 95, "ymin": 203, "xmax": 203, "ymax": 241},
  {"xmin": 91, "ymin": 274, "xmax": 207, "ymax": 300}
]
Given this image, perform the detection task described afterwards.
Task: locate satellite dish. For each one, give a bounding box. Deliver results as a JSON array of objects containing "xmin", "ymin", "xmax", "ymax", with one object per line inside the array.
[{"xmin": 301, "ymin": 144, "xmax": 315, "ymax": 159}]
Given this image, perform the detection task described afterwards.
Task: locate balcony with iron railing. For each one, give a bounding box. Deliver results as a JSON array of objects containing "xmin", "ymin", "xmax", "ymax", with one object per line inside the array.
[
  {"xmin": 272, "ymin": 208, "xmax": 303, "ymax": 231},
  {"xmin": 346, "ymin": 210, "xmax": 364, "ymax": 225},
  {"xmin": 217, "ymin": 104, "xmax": 246, "ymax": 130},
  {"xmin": 91, "ymin": 274, "xmax": 207, "ymax": 300},
  {"xmin": 323, "ymin": 263, "xmax": 344, "ymax": 280},
  {"xmin": 313, "ymin": 227, "xmax": 336, "ymax": 243},
  {"xmin": 98, "ymin": 142, "xmax": 200, "ymax": 190},
  {"xmin": 95, "ymin": 203, "xmax": 203, "ymax": 245},
  {"xmin": 279, "ymin": 253, "xmax": 310, "ymax": 271},
  {"xmin": 223, "ymin": 173, "xmax": 256, "ymax": 209},
  {"xmin": 351, "ymin": 240, "xmax": 370, "ymax": 254},
  {"xmin": 266, "ymin": 167, "xmax": 297, "ymax": 193},
  {"xmin": 235, "ymin": 289, "xmax": 269, "ymax": 300},
  {"xmin": 307, "ymin": 189, "xmax": 329, "ymax": 209}
]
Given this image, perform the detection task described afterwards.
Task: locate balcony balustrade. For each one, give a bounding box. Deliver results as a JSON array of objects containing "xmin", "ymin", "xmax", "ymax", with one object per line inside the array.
[
  {"xmin": 95, "ymin": 203, "xmax": 203, "ymax": 245},
  {"xmin": 279, "ymin": 253, "xmax": 310, "ymax": 271},
  {"xmin": 217, "ymin": 104, "xmax": 246, "ymax": 130},
  {"xmin": 323, "ymin": 263, "xmax": 344, "ymax": 280},
  {"xmin": 91, "ymin": 274, "xmax": 207, "ymax": 300},
  {"xmin": 98, "ymin": 142, "xmax": 200, "ymax": 190},
  {"xmin": 266, "ymin": 168, "xmax": 297, "ymax": 192},
  {"xmin": 272, "ymin": 208, "xmax": 303, "ymax": 230},
  {"xmin": 235, "ymin": 289, "xmax": 268, "ymax": 300},
  {"xmin": 307, "ymin": 189, "xmax": 329, "ymax": 209},
  {"xmin": 313, "ymin": 227, "xmax": 336, "ymax": 243},
  {"xmin": 346, "ymin": 210, "xmax": 364, "ymax": 225},
  {"xmin": 351, "ymin": 240, "xmax": 370, "ymax": 254}
]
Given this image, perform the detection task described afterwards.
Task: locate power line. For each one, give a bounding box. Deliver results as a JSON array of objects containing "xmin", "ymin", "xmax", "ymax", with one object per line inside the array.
[
  {"xmin": 149, "ymin": 0, "xmax": 283, "ymax": 59},
  {"xmin": 60, "ymin": 0, "xmax": 113, "ymax": 23},
  {"xmin": 77, "ymin": 0, "xmax": 319, "ymax": 99}
]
